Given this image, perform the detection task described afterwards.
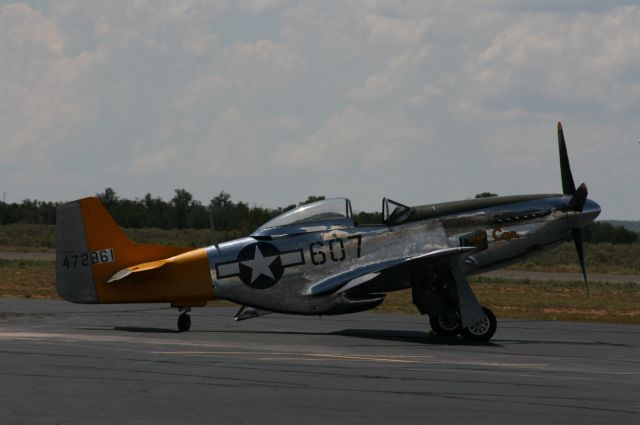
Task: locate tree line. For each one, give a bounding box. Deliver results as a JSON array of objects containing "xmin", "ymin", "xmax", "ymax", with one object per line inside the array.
[
  {"xmin": 0, "ymin": 188, "xmax": 332, "ymax": 236},
  {"xmin": 0, "ymin": 188, "xmax": 637, "ymax": 244}
]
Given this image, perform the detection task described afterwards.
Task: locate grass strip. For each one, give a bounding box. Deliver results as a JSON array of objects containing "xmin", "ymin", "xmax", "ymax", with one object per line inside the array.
[
  {"xmin": 1, "ymin": 261, "xmax": 638, "ymax": 324},
  {"xmin": 377, "ymin": 277, "xmax": 640, "ymax": 324},
  {"xmin": 0, "ymin": 259, "xmax": 57, "ymax": 299}
]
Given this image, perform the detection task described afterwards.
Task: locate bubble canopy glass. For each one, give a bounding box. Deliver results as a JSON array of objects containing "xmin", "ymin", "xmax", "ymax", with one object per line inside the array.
[{"xmin": 253, "ymin": 198, "xmax": 353, "ymax": 236}]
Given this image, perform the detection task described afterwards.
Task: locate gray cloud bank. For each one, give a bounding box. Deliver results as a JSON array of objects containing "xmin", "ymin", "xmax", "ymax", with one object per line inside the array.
[{"xmin": 1, "ymin": 1, "xmax": 638, "ymax": 219}]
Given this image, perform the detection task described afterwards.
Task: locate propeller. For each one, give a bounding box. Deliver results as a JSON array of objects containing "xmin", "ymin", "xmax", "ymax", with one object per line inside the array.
[{"xmin": 557, "ymin": 122, "xmax": 591, "ymax": 296}]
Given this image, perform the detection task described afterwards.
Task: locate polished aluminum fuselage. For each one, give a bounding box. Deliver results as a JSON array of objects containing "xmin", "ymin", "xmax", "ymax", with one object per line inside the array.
[{"xmin": 207, "ymin": 194, "xmax": 600, "ymax": 315}]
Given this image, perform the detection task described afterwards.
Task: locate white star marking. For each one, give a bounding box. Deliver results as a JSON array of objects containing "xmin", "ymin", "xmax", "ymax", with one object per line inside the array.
[{"xmin": 241, "ymin": 245, "xmax": 277, "ymax": 283}]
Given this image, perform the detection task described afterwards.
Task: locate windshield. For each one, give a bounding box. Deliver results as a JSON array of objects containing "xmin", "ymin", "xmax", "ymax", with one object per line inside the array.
[
  {"xmin": 257, "ymin": 198, "xmax": 352, "ymax": 230},
  {"xmin": 383, "ymin": 198, "xmax": 412, "ymax": 224}
]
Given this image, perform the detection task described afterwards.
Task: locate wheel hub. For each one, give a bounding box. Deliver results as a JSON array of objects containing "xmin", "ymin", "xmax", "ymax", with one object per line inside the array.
[
  {"xmin": 438, "ymin": 312, "xmax": 460, "ymax": 331},
  {"xmin": 466, "ymin": 317, "xmax": 490, "ymax": 336}
]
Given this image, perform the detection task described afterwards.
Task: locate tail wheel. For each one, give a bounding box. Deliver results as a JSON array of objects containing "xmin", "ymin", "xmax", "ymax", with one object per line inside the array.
[
  {"xmin": 429, "ymin": 311, "xmax": 461, "ymax": 336},
  {"xmin": 178, "ymin": 313, "xmax": 191, "ymax": 332},
  {"xmin": 461, "ymin": 307, "xmax": 496, "ymax": 342}
]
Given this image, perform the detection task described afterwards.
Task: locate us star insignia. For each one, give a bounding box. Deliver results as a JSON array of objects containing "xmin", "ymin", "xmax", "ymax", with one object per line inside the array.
[{"xmin": 215, "ymin": 242, "xmax": 305, "ymax": 289}]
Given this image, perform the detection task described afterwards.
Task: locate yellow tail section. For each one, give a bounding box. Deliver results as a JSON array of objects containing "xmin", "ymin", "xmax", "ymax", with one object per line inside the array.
[{"xmin": 56, "ymin": 197, "xmax": 214, "ymax": 305}]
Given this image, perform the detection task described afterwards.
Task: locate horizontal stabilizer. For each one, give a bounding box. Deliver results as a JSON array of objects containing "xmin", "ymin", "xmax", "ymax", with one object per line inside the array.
[{"xmin": 107, "ymin": 260, "xmax": 168, "ymax": 283}]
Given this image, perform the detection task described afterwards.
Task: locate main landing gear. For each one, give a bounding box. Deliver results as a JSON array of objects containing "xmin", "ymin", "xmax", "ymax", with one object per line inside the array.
[
  {"xmin": 411, "ymin": 266, "xmax": 497, "ymax": 342},
  {"xmin": 177, "ymin": 307, "xmax": 191, "ymax": 332},
  {"xmin": 429, "ymin": 306, "xmax": 497, "ymax": 342}
]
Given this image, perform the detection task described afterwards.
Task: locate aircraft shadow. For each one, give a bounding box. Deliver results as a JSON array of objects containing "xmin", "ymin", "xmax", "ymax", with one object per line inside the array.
[
  {"xmin": 106, "ymin": 326, "xmax": 501, "ymax": 345},
  {"xmin": 105, "ymin": 327, "xmax": 630, "ymax": 348},
  {"xmin": 334, "ymin": 329, "xmax": 631, "ymax": 348},
  {"xmin": 186, "ymin": 328, "xmax": 496, "ymax": 345},
  {"xmin": 113, "ymin": 326, "xmax": 180, "ymax": 334},
  {"xmin": 493, "ymin": 338, "xmax": 630, "ymax": 348},
  {"xmin": 332, "ymin": 329, "xmax": 502, "ymax": 347}
]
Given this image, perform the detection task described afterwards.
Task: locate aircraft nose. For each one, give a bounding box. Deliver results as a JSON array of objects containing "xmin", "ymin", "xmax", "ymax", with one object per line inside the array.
[{"xmin": 575, "ymin": 198, "xmax": 601, "ymax": 227}]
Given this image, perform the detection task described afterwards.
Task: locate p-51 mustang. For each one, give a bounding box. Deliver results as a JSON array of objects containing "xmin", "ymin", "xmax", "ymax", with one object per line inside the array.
[{"xmin": 56, "ymin": 123, "xmax": 600, "ymax": 341}]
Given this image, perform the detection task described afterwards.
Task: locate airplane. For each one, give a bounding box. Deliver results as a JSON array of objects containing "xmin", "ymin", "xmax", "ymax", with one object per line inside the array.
[{"xmin": 55, "ymin": 123, "xmax": 600, "ymax": 341}]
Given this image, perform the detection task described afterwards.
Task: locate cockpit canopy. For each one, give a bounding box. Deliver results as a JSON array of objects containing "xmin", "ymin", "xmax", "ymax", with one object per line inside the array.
[
  {"xmin": 382, "ymin": 198, "xmax": 412, "ymax": 225},
  {"xmin": 252, "ymin": 198, "xmax": 354, "ymax": 237}
]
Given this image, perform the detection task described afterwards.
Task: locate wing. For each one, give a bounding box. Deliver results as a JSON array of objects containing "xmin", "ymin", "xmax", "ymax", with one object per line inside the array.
[
  {"xmin": 306, "ymin": 245, "xmax": 486, "ymax": 327},
  {"xmin": 307, "ymin": 246, "xmax": 477, "ymax": 296}
]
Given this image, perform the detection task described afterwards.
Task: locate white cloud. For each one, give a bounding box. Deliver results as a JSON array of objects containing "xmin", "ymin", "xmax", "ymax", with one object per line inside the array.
[
  {"xmin": 215, "ymin": 39, "xmax": 301, "ymax": 91},
  {"xmin": 273, "ymin": 107, "xmax": 421, "ymax": 170},
  {"xmin": 223, "ymin": 39, "xmax": 299, "ymax": 72},
  {"xmin": 1, "ymin": 3, "xmax": 64, "ymax": 54},
  {"xmin": 183, "ymin": 32, "xmax": 219, "ymax": 57},
  {"xmin": 237, "ymin": 0, "xmax": 287, "ymax": 14},
  {"xmin": 348, "ymin": 45, "xmax": 430, "ymax": 100},
  {"xmin": 273, "ymin": 115, "xmax": 302, "ymax": 131},
  {"xmin": 462, "ymin": 5, "xmax": 640, "ymax": 116},
  {"xmin": 0, "ymin": 3, "xmax": 104, "ymax": 164},
  {"xmin": 192, "ymin": 105, "xmax": 265, "ymax": 178},
  {"xmin": 406, "ymin": 82, "xmax": 442, "ymax": 106},
  {"xmin": 359, "ymin": 12, "xmax": 431, "ymax": 46},
  {"xmin": 127, "ymin": 145, "xmax": 184, "ymax": 176},
  {"xmin": 173, "ymin": 74, "xmax": 234, "ymax": 113}
]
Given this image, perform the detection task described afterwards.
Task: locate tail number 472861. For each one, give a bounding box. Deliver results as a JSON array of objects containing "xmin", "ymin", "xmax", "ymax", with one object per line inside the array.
[{"xmin": 61, "ymin": 248, "xmax": 115, "ymax": 269}]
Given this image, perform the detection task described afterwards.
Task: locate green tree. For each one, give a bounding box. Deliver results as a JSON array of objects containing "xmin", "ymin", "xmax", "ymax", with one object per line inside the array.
[
  {"xmin": 300, "ymin": 195, "xmax": 326, "ymax": 205},
  {"xmin": 209, "ymin": 191, "xmax": 236, "ymax": 231},
  {"xmin": 142, "ymin": 193, "xmax": 170, "ymax": 228},
  {"xmin": 584, "ymin": 222, "xmax": 638, "ymax": 244},
  {"xmin": 355, "ymin": 211, "xmax": 382, "ymax": 225},
  {"xmin": 171, "ymin": 189, "xmax": 196, "ymax": 229},
  {"xmin": 475, "ymin": 192, "xmax": 498, "ymax": 198},
  {"xmin": 97, "ymin": 188, "xmax": 118, "ymax": 208}
]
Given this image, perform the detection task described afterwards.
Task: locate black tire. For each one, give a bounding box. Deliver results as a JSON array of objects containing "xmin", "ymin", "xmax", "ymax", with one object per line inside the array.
[
  {"xmin": 429, "ymin": 311, "xmax": 461, "ymax": 336},
  {"xmin": 461, "ymin": 307, "xmax": 496, "ymax": 342},
  {"xmin": 178, "ymin": 313, "xmax": 191, "ymax": 332}
]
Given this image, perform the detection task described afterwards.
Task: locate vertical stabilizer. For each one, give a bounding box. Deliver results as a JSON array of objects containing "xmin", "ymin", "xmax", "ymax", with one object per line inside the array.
[{"xmin": 56, "ymin": 198, "xmax": 193, "ymax": 303}]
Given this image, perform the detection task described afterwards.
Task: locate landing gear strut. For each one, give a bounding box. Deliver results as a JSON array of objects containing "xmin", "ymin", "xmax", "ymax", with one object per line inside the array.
[
  {"xmin": 411, "ymin": 269, "xmax": 497, "ymax": 342},
  {"xmin": 177, "ymin": 307, "xmax": 191, "ymax": 332}
]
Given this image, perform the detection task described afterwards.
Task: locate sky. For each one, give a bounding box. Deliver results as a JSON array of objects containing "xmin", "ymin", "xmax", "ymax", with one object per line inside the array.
[{"xmin": 1, "ymin": 0, "xmax": 639, "ymax": 219}]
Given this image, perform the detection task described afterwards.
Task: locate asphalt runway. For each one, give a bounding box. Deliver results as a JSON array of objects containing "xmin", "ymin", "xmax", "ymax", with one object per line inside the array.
[{"xmin": 0, "ymin": 300, "xmax": 638, "ymax": 425}]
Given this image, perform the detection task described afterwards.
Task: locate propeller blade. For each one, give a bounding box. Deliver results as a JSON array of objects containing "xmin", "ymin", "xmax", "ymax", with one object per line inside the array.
[
  {"xmin": 559, "ymin": 122, "xmax": 592, "ymax": 296},
  {"xmin": 569, "ymin": 183, "xmax": 588, "ymax": 212},
  {"xmin": 572, "ymin": 228, "xmax": 591, "ymax": 297},
  {"xmin": 558, "ymin": 122, "xmax": 576, "ymax": 195}
]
